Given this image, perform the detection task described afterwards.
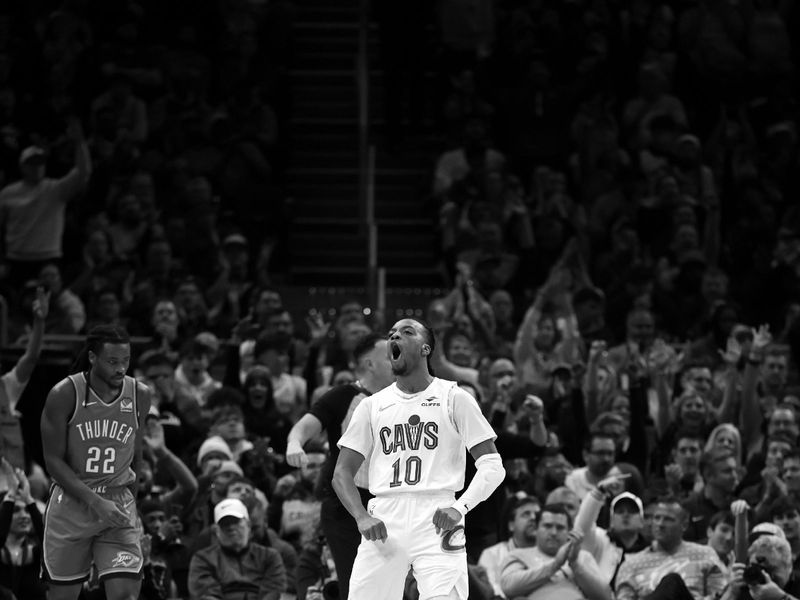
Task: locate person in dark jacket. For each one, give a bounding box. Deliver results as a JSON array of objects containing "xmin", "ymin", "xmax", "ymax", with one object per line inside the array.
[
  {"xmin": 188, "ymin": 498, "xmax": 286, "ymax": 600},
  {"xmin": 0, "ymin": 462, "xmax": 46, "ymax": 600}
]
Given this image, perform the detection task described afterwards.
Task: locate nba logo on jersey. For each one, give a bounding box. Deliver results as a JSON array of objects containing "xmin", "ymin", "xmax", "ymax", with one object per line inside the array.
[
  {"xmin": 110, "ymin": 551, "xmax": 140, "ymax": 568},
  {"xmin": 119, "ymin": 397, "xmax": 133, "ymax": 413}
]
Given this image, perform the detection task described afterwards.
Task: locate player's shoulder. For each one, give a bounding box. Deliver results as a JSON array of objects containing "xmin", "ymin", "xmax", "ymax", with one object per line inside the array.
[
  {"xmin": 368, "ymin": 383, "xmax": 398, "ymax": 402},
  {"xmin": 48, "ymin": 375, "xmax": 78, "ymax": 398}
]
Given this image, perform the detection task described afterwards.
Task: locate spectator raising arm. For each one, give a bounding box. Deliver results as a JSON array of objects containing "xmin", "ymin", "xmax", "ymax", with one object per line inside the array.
[
  {"xmin": 740, "ymin": 325, "xmax": 771, "ymax": 458},
  {"xmin": 143, "ymin": 419, "xmax": 198, "ymax": 505},
  {"xmin": 12, "ymin": 287, "xmax": 49, "ymax": 390}
]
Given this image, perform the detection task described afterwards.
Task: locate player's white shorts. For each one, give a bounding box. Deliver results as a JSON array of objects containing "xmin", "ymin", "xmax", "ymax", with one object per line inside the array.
[{"xmin": 348, "ymin": 492, "xmax": 467, "ymax": 600}]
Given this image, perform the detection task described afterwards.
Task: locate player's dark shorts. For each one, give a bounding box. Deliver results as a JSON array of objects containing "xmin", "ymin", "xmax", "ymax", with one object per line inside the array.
[{"xmin": 42, "ymin": 484, "xmax": 143, "ymax": 584}]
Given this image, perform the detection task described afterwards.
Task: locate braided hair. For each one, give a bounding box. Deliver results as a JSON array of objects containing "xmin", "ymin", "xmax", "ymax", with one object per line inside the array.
[{"xmin": 69, "ymin": 324, "xmax": 131, "ymax": 374}]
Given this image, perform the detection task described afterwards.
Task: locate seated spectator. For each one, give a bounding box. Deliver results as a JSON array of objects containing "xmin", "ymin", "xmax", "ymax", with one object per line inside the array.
[
  {"xmin": 768, "ymin": 495, "xmax": 800, "ymax": 575},
  {"xmin": 566, "ymin": 433, "xmax": 622, "ymax": 501},
  {"xmin": 253, "ymin": 334, "xmax": 307, "ymax": 449},
  {"xmin": 138, "ymin": 350, "xmax": 209, "ymax": 446},
  {"xmin": 706, "ymin": 511, "xmax": 735, "ymax": 573},
  {"xmin": 38, "ymin": 262, "xmax": 86, "ymax": 334},
  {"xmin": 208, "ymin": 403, "xmax": 254, "ymax": 463},
  {"xmin": 106, "ymin": 191, "xmax": 149, "ymax": 259},
  {"xmin": 175, "ymin": 339, "xmax": 221, "ymax": 408},
  {"xmin": 478, "ymin": 494, "xmax": 541, "ymax": 598},
  {"xmin": 615, "ymin": 496, "xmax": 726, "ymax": 600},
  {"xmin": 433, "ymin": 116, "xmax": 506, "ymax": 199},
  {"xmin": 188, "ymin": 498, "xmax": 286, "ymax": 600},
  {"xmin": 722, "ymin": 533, "xmax": 800, "ymax": 600},
  {"xmin": 138, "ymin": 499, "xmax": 183, "ymax": 599},
  {"xmin": 190, "ymin": 476, "xmax": 298, "ymax": 593},
  {"xmin": 0, "ymin": 464, "xmax": 45, "ymax": 600},
  {"xmin": 683, "ymin": 448, "xmax": 740, "ymax": 543},
  {"xmin": 500, "ymin": 503, "xmax": 610, "ymax": 600}
]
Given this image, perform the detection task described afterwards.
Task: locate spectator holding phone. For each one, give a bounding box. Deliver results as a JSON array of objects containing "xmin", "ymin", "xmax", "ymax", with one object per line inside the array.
[
  {"xmin": 0, "ymin": 460, "xmax": 45, "ymax": 600},
  {"xmin": 721, "ymin": 533, "xmax": 800, "ymax": 600}
]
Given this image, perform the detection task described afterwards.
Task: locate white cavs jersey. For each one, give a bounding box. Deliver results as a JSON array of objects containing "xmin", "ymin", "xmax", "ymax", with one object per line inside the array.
[{"xmin": 338, "ymin": 377, "xmax": 496, "ymax": 497}]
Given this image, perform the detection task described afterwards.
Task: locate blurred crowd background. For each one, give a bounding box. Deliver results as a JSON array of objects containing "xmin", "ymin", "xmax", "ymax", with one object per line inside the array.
[{"xmin": 0, "ymin": 0, "xmax": 799, "ymax": 599}]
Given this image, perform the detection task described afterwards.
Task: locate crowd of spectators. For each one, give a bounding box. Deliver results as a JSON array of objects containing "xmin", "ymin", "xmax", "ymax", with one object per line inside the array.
[{"xmin": 0, "ymin": 0, "xmax": 799, "ymax": 599}]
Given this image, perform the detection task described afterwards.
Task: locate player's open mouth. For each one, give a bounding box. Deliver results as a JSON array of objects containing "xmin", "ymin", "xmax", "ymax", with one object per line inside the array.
[{"xmin": 390, "ymin": 342, "xmax": 402, "ymax": 360}]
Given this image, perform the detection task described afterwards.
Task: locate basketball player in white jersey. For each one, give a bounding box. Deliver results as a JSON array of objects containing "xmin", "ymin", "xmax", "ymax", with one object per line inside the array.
[{"xmin": 333, "ymin": 318, "xmax": 505, "ymax": 600}]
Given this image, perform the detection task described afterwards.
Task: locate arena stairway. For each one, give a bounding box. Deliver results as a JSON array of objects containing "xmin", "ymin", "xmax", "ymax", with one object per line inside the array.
[{"xmin": 285, "ymin": 0, "xmax": 444, "ymax": 290}]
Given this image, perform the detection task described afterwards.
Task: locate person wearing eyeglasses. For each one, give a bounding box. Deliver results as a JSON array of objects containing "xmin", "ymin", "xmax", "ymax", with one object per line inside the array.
[
  {"xmin": 565, "ymin": 433, "xmax": 621, "ymax": 501},
  {"xmin": 478, "ymin": 495, "xmax": 541, "ymax": 598}
]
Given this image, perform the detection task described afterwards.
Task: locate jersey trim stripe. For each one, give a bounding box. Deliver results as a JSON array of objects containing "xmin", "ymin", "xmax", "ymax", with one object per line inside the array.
[{"xmin": 66, "ymin": 376, "xmax": 79, "ymax": 426}]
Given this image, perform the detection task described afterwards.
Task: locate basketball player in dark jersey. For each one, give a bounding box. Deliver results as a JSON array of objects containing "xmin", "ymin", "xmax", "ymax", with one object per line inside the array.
[{"xmin": 40, "ymin": 325, "xmax": 151, "ymax": 600}]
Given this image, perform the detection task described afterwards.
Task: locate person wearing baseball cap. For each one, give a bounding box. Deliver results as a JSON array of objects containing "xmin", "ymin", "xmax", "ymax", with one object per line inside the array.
[
  {"xmin": 0, "ymin": 118, "xmax": 90, "ymax": 288},
  {"xmin": 188, "ymin": 498, "xmax": 287, "ymax": 599},
  {"xmin": 606, "ymin": 492, "xmax": 649, "ymax": 586}
]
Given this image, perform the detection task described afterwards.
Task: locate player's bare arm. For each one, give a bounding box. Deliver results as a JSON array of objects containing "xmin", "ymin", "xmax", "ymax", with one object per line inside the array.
[
  {"xmin": 131, "ymin": 381, "xmax": 153, "ymax": 497},
  {"xmin": 333, "ymin": 447, "xmax": 387, "ymax": 542},
  {"xmin": 286, "ymin": 413, "xmax": 324, "ymax": 468},
  {"xmin": 40, "ymin": 382, "xmax": 129, "ymax": 528}
]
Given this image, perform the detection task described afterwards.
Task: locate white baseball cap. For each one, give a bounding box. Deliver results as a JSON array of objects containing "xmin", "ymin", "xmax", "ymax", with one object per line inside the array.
[
  {"xmin": 214, "ymin": 498, "xmax": 249, "ymax": 523},
  {"xmin": 611, "ymin": 492, "xmax": 644, "ymax": 517}
]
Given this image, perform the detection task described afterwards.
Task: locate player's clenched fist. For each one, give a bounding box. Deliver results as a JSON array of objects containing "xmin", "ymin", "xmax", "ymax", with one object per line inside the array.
[
  {"xmin": 357, "ymin": 515, "xmax": 388, "ymax": 542},
  {"xmin": 432, "ymin": 507, "xmax": 462, "ymax": 535}
]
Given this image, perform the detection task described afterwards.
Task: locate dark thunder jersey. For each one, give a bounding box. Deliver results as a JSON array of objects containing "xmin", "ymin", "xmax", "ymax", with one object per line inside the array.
[{"xmin": 65, "ymin": 373, "xmax": 139, "ymax": 489}]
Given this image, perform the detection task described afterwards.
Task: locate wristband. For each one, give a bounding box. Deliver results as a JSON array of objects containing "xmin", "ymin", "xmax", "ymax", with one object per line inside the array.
[{"xmin": 451, "ymin": 500, "xmax": 469, "ymax": 518}]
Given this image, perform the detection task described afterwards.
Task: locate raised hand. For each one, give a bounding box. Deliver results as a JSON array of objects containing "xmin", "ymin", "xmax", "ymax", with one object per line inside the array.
[
  {"xmin": 143, "ymin": 420, "xmax": 167, "ymax": 454},
  {"xmin": 567, "ymin": 530, "xmax": 584, "ymax": 565},
  {"xmin": 32, "ymin": 286, "xmax": 50, "ymax": 321},
  {"xmin": 597, "ymin": 472, "xmax": 631, "ymax": 497},
  {"xmin": 588, "ymin": 340, "xmax": 607, "ymax": 364},
  {"xmin": 719, "ymin": 336, "xmax": 742, "ymax": 366},
  {"xmin": 730, "ymin": 500, "xmax": 750, "ymax": 517},
  {"xmin": 664, "ymin": 463, "xmax": 683, "ymax": 489},
  {"xmin": 521, "ymin": 395, "xmax": 544, "ymax": 423},
  {"xmin": 14, "ymin": 468, "xmax": 33, "ymax": 504},
  {"xmin": 751, "ymin": 325, "xmax": 772, "ymax": 351},
  {"xmin": 305, "ymin": 312, "xmax": 331, "ymax": 348}
]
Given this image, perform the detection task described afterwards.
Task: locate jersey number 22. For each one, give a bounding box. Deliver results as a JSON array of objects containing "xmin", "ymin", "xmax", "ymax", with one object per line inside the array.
[{"xmin": 86, "ymin": 446, "xmax": 116, "ymax": 474}]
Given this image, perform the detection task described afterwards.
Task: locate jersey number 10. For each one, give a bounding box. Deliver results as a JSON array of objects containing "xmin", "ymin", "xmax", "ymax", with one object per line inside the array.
[
  {"xmin": 85, "ymin": 446, "xmax": 116, "ymax": 474},
  {"xmin": 389, "ymin": 455, "xmax": 422, "ymax": 487}
]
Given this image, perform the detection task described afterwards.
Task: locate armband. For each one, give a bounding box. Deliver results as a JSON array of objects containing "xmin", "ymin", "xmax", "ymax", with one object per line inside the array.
[{"xmin": 452, "ymin": 453, "xmax": 505, "ymax": 516}]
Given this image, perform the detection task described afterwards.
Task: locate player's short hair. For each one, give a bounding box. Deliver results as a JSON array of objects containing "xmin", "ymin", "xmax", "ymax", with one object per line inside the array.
[
  {"xmin": 353, "ymin": 333, "xmax": 385, "ymax": 362},
  {"xmin": 539, "ymin": 503, "xmax": 573, "ymax": 528},
  {"xmin": 709, "ymin": 510, "xmax": 734, "ymax": 530}
]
